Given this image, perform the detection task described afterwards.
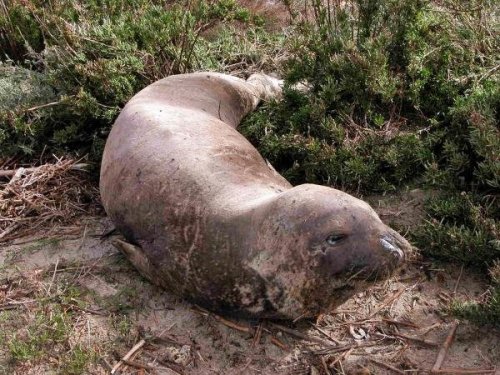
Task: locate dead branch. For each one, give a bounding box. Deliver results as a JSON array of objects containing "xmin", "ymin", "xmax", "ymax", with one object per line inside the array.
[
  {"xmin": 391, "ymin": 332, "xmax": 439, "ymax": 347},
  {"xmin": 382, "ymin": 318, "xmax": 418, "ymax": 328},
  {"xmin": 312, "ymin": 324, "xmax": 342, "ymax": 345},
  {"xmin": 269, "ymin": 322, "xmax": 333, "ymax": 346},
  {"xmin": 0, "ymin": 163, "xmax": 88, "ymax": 177},
  {"xmin": 367, "ymin": 287, "xmax": 406, "ymax": 318},
  {"xmin": 369, "ymin": 358, "xmax": 405, "ymax": 374},
  {"xmin": 434, "ymin": 368, "xmax": 496, "ymax": 374},
  {"xmin": 329, "ymin": 347, "xmax": 353, "ymax": 368},
  {"xmin": 110, "ymin": 339, "xmax": 146, "ymax": 374},
  {"xmin": 121, "ymin": 358, "xmax": 157, "ymax": 371},
  {"xmin": 270, "ymin": 336, "xmax": 289, "ymax": 350},
  {"xmin": 321, "ymin": 355, "xmax": 332, "ymax": 375},
  {"xmin": 432, "ymin": 320, "xmax": 459, "ymax": 373}
]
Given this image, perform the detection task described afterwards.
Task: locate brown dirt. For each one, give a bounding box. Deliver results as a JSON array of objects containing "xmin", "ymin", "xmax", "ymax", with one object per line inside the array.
[
  {"xmin": 1, "ymin": 192, "xmax": 498, "ymax": 374},
  {"xmin": 240, "ymin": 0, "xmax": 293, "ymax": 30}
]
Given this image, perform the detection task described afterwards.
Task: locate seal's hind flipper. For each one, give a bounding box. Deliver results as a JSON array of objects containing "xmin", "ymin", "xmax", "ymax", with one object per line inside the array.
[{"xmin": 112, "ymin": 238, "xmax": 164, "ymax": 287}]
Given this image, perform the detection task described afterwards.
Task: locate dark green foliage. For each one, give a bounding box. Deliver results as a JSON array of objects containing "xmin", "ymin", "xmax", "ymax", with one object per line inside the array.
[
  {"xmin": 243, "ymin": 0, "xmax": 499, "ymax": 194},
  {"xmin": 412, "ymin": 192, "xmax": 499, "ymax": 325},
  {"xmin": 0, "ymin": 0, "xmax": 280, "ymax": 160},
  {"xmin": 242, "ymin": 88, "xmax": 431, "ymax": 191},
  {"xmin": 452, "ymin": 262, "xmax": 500, "ymax": 326},
  {"xmin": 412, "ymin": 193, "xmax": 499, "ymax": 268},
  {"xmin": 0, "ymin": 3, "xmax": 45, "ymax": 61}
]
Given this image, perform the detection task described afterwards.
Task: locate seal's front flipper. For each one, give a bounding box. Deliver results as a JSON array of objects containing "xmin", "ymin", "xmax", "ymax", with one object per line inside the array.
[{"xmin": 112, "ymin": 239, "xmax": 164, "ymax": 287}]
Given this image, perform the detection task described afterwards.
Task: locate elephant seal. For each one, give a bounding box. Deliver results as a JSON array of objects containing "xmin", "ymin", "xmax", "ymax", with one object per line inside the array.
[{"xmin": 100, "ymin": 72, "xmax": 411, "ymax": 319}]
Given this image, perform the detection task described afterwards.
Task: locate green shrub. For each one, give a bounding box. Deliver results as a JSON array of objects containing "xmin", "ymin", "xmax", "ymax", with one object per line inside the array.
[
  {"xmin": 452, "ymin": 261, "xmax": 500, "ymax": 326},
  {"xmin": 412, "ymin": 193, "xmax": 499, "ymax": 268},
  {"xmin": 0, "ymin": 0, "xmax": 284, "ymax": 161},
  {"xmin": 244, "ymin": 0, "xmax": 498, "ymax": 192}
]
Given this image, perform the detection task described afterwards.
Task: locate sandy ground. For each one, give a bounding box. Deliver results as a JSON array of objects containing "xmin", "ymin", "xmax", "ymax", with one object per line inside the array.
[{"xmin": 1, "ymin": 195, "xmax": 499, "ymax": 374}]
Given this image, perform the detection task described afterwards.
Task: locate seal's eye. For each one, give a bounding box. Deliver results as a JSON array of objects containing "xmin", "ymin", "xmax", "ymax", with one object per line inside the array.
[{"xmin": 326, "ymin": 234, "xmax": 345, "ymax": 245}]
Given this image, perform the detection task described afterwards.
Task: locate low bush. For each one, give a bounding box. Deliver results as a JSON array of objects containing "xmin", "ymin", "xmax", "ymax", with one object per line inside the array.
[{"xmin": 0, "ymin": 0, "xmax": 284, "ymax": 161}]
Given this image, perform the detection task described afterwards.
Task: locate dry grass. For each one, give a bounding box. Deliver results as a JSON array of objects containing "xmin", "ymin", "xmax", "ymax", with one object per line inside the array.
[{"xmin": 0, "ymin": 158, "xmax": 101, "ymax": 243}]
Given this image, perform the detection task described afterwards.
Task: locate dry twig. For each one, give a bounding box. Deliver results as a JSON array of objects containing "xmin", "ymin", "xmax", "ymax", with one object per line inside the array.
[
  {"xmin": 0, "ymin": 158, "xmax": 99, "ymax": 243},
  {"xmin": 110, "ymin": 339, "xmax": 146, "ymax": 374},
  {"xmin": 269, "ymin": 322, "xmax": 332, "ymax": 346},
  {"xmin": 367, "ymin": 287, "xmax": 406, "ymax": 318},
  {"xmin": 432, "ymin": 320, "xmax": 459, "ymax": 373},
  {"xmin": 270, "ymin": 336, "xmax": 289, "ymax": 350},
  {"xmin": 434, "ymin": 368, "xmax": 496, "ymax": 374},
  {"xmin": 453, "ymin": 265, "xmax": 464, "ymax": 294},
  {"xmin": 369, "ymin": 358, "xmax": 405, "ymax": 374},
  {"xmin": 383, "ymin": 318, "xmax": 418, "ymax": 328},
  {"xmin": 121, "ymin": 358, "xmax": 157, "ymax": 372},
  {"xmin": 391, "ymin": 332, "xmax": 438, "ymax": 347},
  {"xmin": 321, "ymin": 356, "xmax": 332, "ymax": 375},
  {"xmin": 329, "ymin": 348, "xmax": 353, "ymax": 368}
]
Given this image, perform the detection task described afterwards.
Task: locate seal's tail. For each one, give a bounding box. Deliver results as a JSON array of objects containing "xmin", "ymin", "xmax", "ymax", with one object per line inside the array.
[{"xmin": 245, "ymin": 73, "xmax": 283, "ymax": 106}]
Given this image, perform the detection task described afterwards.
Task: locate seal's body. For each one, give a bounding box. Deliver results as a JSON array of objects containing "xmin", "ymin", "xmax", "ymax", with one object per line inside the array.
[{"xmin": 100, "ymin": 72, "xmax": 411, "ymax": 319}]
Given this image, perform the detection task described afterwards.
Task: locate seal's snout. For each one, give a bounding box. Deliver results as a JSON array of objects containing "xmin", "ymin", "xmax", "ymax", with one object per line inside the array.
[{"xmin": 380, "ymin": 234, "xmax": 405, "ymax": 260}]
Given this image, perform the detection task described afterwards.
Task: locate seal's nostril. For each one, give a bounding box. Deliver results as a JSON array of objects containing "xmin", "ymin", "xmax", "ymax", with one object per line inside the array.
[{"xmin": 380, "ymin": 236, "xmax": 404, "ymax": 259}]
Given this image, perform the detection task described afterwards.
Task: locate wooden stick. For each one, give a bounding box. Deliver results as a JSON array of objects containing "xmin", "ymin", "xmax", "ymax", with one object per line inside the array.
[
  {"xmin": 192, "ymin": 306, "xmax": 254, "ymax": 334},
  {"xmin": 382, "ymin": 318, "xmax": 418, "ymax": 328},
  {"xmin": 392, "ymin": 332, "xmax": 439, "ymax": 347},
  {"xmin": 453, "ymin": 265, "xmax": 464, "ymax": 294},
  {"xmin": 122, "ymin": 359, "xmax": 156, "ymax": 371},
  {"xmin": 367, "ymin": 287, "xmax": 405, "ymax": 318},
  {"xmin": 434, "ymin": 368, "xmax": 496, "ymax": 374},
  {"xmin": 252, "ymin": 323, "xmax": 263, "ymax": 348},
  {"xmin": 420, "ymin": 322, "xmax": 441, "ymax": 335},
  {"xmin": 270, "ymin": 336, "xmax": 289, "ymax": 350},
  {"xmin": 26, "ymin": 100, "xmax": 63, "ymax": 112},
  {"xmin": 0, "ymin": 223, "xmax": 19, "ymax": 240},
  {"xmin": 314, "ymin": 342, "xmax": 378, "ymax": 355},
  {"xmin": 432, "ymin": 320, "xmax": 459, "ymax": 373},
  {"xmin": 0, "ymin": 163, "xmax": 88, "ymax": 177},
  {"xmin": 214, "ymin": 314, "xmax": 254, "ymax": 334},
  {"xmin": 369, "ymin": 358, "xmax": 405, "ymax": 374},
  {"xmin": 46, "ymin": 258, "xmax": 59, "ymax": 296},
  {"xmin": 63, "ymin": 302, "xmax": 109, "ymax": 316},
  {"xmin": 155, "ymin": 358, "xmax": 184, "ymax": 374},
  {"xmin": 321, "ymin": 355, "xmax": 332, "ymax": 375},
  {"xmin": 269, "ymin": 322, "xmax": 331, "ymax": 346},
  {"xmin": 0, "ymin": 299, "xmax": 38, "ymax": 310},
  {"xmin": 110, "ymin": 339, "xmax": 146, "ymax": 374},
  {"xmin": 329, "ymin": 348, "xmax": 353, "ymax": 367},
  {"xmin": 312, "ymin": 324, "xmax": 342, "ymax": 345}
]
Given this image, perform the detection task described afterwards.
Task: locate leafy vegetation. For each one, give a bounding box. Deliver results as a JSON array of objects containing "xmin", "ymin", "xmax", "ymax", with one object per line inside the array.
[
  {"xmin": 0, "ymin": 0, "xmax": 498, "ymax": 326},
  {"xmin": 0, "ymin": 0, "xmax": 283, "ymax": 160},
  {"xmin": 3, "ymin": 283, "xmax": 98, "ymax": 373},
  {"xmin": 8, "ymin": 306, "xmax": 72, "ymax": 362}
]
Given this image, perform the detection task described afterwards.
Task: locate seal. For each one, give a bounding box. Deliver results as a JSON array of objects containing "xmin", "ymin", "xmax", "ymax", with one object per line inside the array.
[{"xmin": 100, "ymin": 72, "xmax": 412, "ymax": 319}]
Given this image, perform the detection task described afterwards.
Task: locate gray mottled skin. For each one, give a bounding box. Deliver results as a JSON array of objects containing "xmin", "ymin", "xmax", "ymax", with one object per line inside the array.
[{"xmin": 100, "ymin": 72, "xmax": 411, "ymax": 319}]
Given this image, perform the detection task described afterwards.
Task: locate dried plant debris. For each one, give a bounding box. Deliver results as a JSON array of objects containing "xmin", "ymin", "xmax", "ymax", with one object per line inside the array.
[{"xmin": 0, "ymin": 158, "xmax": 101, "ymax": 243}]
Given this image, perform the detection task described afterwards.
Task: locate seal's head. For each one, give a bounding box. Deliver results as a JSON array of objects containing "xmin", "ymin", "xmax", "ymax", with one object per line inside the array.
[{"xmin": 247, "ymin": 184, "xmax": 412, "ymax": 319}]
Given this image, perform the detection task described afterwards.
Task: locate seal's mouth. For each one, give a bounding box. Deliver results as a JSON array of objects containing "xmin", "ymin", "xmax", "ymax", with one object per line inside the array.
[
  {"xmin": 380, "ymin": 234, "xmax": 405, "ymax": 260},
  {"xmin": 338, "ymin": 232, "xmax": 409, "ymax": 282}
]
